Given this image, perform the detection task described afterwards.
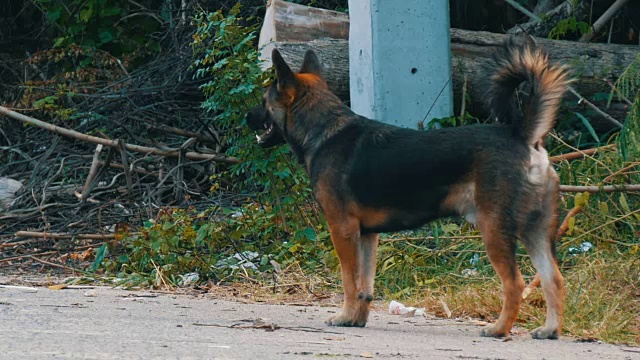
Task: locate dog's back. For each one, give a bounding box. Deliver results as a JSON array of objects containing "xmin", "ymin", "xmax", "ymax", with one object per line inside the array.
[{"xmin": 310, "ymin": 40, "xmax": 570, "ymax": 237}]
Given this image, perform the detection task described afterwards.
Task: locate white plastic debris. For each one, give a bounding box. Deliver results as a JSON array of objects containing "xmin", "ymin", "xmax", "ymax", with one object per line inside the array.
[
  {"xmin": 579, "ymin": 241, "xmax": 593, "ymax": 252},
  {"xmin": 461, "ymin": 268, "xmax": 478, "ymax": 277},
  {"xmin": 568, "ymin": 241, "xmax": 594, "ymax": 255},
  {"xmin": 179, "ymin": 272, "xmax": 200, "ymax": 286},
  {"xmin": 0, "ymin": 285, "xmax": 38, "ymax": 293},
  {"xmin": 388, "ymin": 300, "xmax": 425, "ymax": 317},
  {"xmin": 214, "ymin": 251, "xmax": 259, "ymax": 270}
]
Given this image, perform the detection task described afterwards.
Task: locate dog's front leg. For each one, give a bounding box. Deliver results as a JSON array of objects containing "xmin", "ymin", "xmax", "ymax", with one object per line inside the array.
[
  {"xmin": 326, "ymin": 218, "xmax": 378, "ymax": 327},
  {"xmin": 355, "ymin": 233, "xmax": 379, "ymax": 324}
]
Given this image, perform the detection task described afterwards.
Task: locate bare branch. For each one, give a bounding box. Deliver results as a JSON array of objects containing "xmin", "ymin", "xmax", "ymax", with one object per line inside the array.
[
  {"xmin": 0, "ymin": 106, "xmax": 239, "ymax": 164},
  {"xmin": 559, "ymin": 184, "xmax": 640, "ymax": 193}
]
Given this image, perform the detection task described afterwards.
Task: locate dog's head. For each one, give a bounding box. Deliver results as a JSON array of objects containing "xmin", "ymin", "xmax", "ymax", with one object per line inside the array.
[{"xmin": 245, "ymin": 48, "xmax": 326, "ymax": 148}]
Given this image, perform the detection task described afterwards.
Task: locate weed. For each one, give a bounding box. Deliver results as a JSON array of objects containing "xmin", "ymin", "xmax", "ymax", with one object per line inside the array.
[{"xmin": 548, "ymin": 17, "xmax": 591, "ymax": 40}]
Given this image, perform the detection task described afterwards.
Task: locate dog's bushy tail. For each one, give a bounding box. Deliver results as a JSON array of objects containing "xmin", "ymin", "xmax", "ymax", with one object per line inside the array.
[{"xmin": 486, "ymin": 39, "xmax": 571, "ymax": 146}]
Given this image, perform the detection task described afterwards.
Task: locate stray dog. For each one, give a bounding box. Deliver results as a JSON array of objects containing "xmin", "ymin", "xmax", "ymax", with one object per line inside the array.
[{"xmin": 245, "ymin": 39, "xmax": 570, "ymax": 339}]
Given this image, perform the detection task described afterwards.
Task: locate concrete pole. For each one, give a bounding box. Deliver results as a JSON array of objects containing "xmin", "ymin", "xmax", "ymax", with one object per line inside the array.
[{"xmin": 348, "ymin": 0, "xmax": 453, "ymax": 128}]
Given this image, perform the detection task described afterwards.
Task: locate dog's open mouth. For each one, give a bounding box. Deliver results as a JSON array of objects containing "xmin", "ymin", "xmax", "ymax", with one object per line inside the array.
[
  {"xmin": 255, "ymin": 122, "xmax": 275, "ymax": 144},
  {"xmin": 245, "ymin": 105, "xmax": 284, "ymax": 148}
]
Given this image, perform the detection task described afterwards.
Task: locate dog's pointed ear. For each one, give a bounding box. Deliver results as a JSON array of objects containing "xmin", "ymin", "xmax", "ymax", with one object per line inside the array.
[
  {"xmin": 299, "ymin": 50, "xmax": 323, "ymax": 78},
  {"xmin": 272, "ymin": 48, "xmax": 296, "ymax": 91}
]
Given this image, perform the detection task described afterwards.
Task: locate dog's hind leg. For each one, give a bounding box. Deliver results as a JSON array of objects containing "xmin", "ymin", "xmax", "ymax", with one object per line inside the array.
[
  {"xmin": 521, "ymin": 177, "xmax": 564, "ymax": 339},
  {"xmin": 478, "ymin": 213, "xmax": 525, "ymax": 337}
]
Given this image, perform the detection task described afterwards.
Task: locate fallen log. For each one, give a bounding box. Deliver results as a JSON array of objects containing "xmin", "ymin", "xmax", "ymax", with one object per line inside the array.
[
  {"xmin": 260, "ymin": 1, "xmax": 637, "ymax": 129},
  {"xmin": 259, "ymin": 0, "xmax": 348, "ymax": 45}
]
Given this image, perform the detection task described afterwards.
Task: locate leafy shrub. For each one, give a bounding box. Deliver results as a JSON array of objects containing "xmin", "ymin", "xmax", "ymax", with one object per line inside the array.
[
  {"xmin": 548, "ymin": 17, "xmax": 590, "ymax": 40},
  {"xmin": 34, "ymin": 0, "xmax": 165, "ymax": 58},
  {"xmin": 190, "ymin": 3, "xmax": 332, "ymax": 268}
]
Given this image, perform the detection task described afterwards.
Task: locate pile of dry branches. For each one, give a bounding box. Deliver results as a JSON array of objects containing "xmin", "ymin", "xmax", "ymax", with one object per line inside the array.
[{"xmin": 0, "ymin": 27, "xmax": 245, "ymax": 268}]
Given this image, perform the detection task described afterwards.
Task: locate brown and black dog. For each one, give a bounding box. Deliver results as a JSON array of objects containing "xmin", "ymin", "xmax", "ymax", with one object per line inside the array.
[{"xmin": 245, "ymin": 39, "xmax": 570, "ymax": 339}]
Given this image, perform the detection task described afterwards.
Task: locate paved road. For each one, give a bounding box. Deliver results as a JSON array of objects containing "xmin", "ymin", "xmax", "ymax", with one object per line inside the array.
[{"xmin": 0, "ymin": 285, "xmax": 637, "ymax": 359}]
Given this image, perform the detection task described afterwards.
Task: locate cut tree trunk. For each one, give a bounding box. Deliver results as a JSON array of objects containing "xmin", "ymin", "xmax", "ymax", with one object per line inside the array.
[
  {"xmin": 449, "ymin": 29, "xmax": 635, "ymax": 130},
  {"xmin": 259, "ymin": 0, "xmax": 348, "ymax": 72},
  {"xmin": 259, "ymin": 0, "xmax": 637, "ymax": 131}
]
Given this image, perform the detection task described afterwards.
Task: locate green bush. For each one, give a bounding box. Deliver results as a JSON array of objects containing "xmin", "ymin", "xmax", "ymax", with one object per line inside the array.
[{"xmin": 34, "ymin": 0, "xmax": 165, "ymax": 59}]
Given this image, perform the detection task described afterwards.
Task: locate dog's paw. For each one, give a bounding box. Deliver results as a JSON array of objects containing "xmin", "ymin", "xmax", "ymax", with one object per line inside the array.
[
  {"xmin": 326, "ymin": 311, "xmax": 366, "ymax": 327},
  {"xmin": 531, "ymin": 326, "xmax": 559, "ymax": 340},
  {"xmin": 480, "ymin": 323, "xmax": 509, "ymax": 338}
]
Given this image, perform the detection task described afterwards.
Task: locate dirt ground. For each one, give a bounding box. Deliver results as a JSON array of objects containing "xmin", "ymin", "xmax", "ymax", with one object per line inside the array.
[{"xmin": 0, "ymin": 277, "xmax": 638, "ymax": 360}]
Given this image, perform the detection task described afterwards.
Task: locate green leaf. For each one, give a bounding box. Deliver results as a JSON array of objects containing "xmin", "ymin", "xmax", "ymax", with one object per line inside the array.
[
  {"xmin": 47, "ymin": 8, "xmax": 62, "ymax": 23},
  {"xmin": 441, "ymin": 223, "xmax": 460, "ymax": 235},
  {"xmin": 619, "ymin": 193, "xmax": 631, "ymax": 213},
  {"xmin": 598, "ymin": 201, "xmax": 609, "ymax": 215},
  {"xmin": 102, "ymin": 6, "xmax": 121, "ymax": 16},
  {"xmin": 567, "ymin": 217, "xmax": 576, "ymax": 235},
  {"xmin": 196, "ymin": 224, "xmax": 210, "ymax": 244},
  {"xmin": 79, "ymin": 57, "xmax": 93, "ymax": 68},
  {"xmin": 162, "ymin": 222, "xmax": 174, "ymax": 230},
  {"xmin": 91, "ymin": 244, "xmax": 108, "ymax": 271},
  {"xmin": 574, "ymin": 192, "xmax": 590, "ymax": 208},
  {"xmin": 574, "ymin": 112, "xmax": 600, "ymax": 143},
  {"xmin": 33, "ymin": 95, "xmax": 57, "ymax": 109},
  {"xmin": 79, "ymin": 7, "xmax": 93, "ymax": 23},
  {"xmin": 99, "ymin": 30, "xmax": 114, "ymax": 44},
  {"xmin": 151, "ymin": 239, "xmax": 161, "ymax": 251},
  {"xmin": 299, "ymin": 227, "xmax": 316, "ymax": 241},
  {"xmin": 53, "ymin": 36, "xmax": 66, "ymax": 48}
]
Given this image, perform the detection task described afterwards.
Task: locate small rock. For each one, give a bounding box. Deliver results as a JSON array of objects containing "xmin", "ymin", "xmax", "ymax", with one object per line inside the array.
[{"xmin": 84, "ymin": 290, "xmax": 97, "ymax": 297}]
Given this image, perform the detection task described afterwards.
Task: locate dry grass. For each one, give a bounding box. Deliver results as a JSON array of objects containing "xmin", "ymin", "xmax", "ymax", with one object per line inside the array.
[
  {"xmin": 203, "ymin": 261, "xmax": 341, "ymax": 306},
  {"xmin": 199, "ymin": 251, "xmax": 638, "ymax": 345},
  {"xmin": 406, "ymin": 253, "xmax": 639, "ymax": 345}
]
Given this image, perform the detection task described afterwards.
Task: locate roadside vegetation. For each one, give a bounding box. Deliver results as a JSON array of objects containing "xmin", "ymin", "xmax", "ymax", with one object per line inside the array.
[
  {"xmin": 1, "ymin": 0, "xmax": 637, "ymax": 345},
  {"xmin": 104, "ymin": 5, "xmax": 640, "ymax": 344}
]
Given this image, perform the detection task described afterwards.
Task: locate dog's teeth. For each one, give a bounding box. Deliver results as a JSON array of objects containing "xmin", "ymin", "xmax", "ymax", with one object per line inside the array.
[
  {"xmin": 264, "ymin": 123, "xmax": 268, "ymax": 129},
  {"xmin": 255, "ymin": 134, "xmax": 261, "ymax": 142}
]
